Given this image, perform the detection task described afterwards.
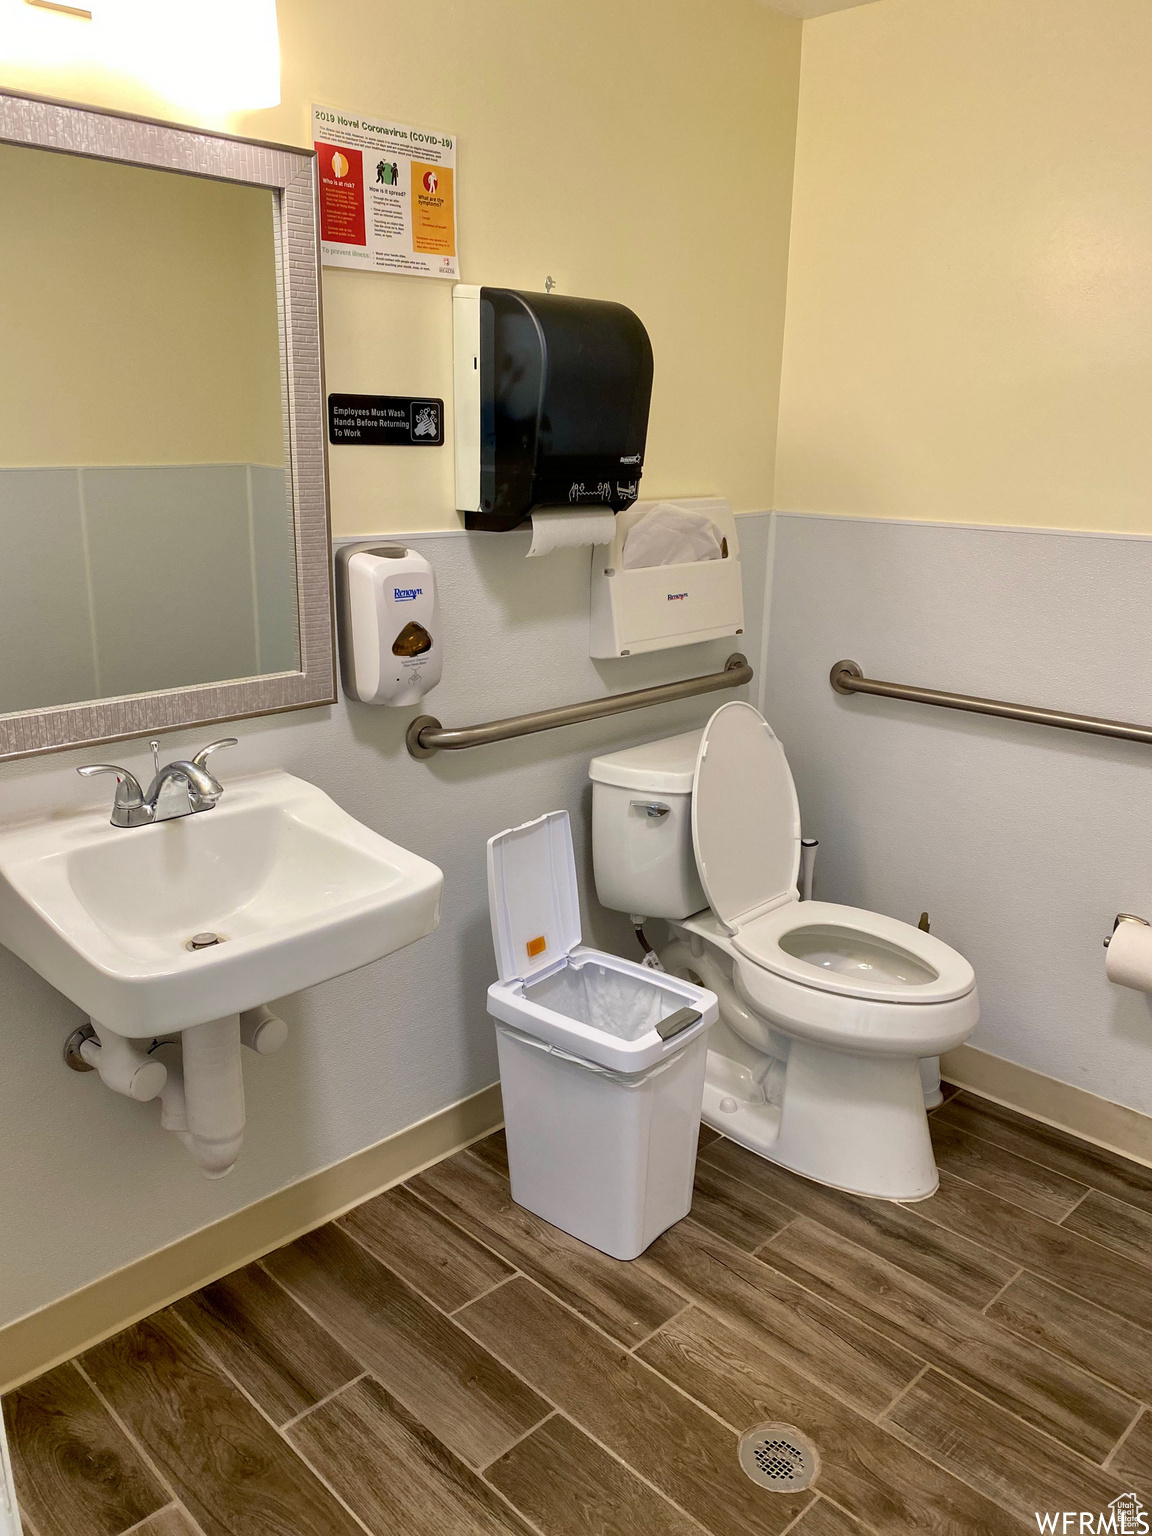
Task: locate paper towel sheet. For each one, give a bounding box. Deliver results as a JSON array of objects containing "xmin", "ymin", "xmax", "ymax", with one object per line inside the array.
[
  {"xmin": 1106, "ymin": 917, "xmax": 1152, "ymax": 991},
  {"xmin": 527, "ymin": 507, "xmax": 616, "ymax": 557},
  {"xmin": 622, "ymin": 501, "xmax": 724, "ymax": 568}
]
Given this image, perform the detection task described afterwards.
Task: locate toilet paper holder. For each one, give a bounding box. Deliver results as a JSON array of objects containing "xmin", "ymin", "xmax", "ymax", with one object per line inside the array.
[{"xmin": 1103, "ymin": 913, "xmax": 1150, "ymax": 948}]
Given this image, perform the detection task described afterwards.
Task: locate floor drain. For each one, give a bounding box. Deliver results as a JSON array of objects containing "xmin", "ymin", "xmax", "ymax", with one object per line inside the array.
[{"xmin": 738, "ymin": 1424, "xmax": 819, "ymax": 1492}]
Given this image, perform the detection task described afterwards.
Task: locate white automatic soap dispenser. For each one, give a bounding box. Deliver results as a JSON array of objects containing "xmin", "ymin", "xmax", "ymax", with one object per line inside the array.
[{"xmin": 335, "ymin": 543, "xmax": 443, "ymax": 705}]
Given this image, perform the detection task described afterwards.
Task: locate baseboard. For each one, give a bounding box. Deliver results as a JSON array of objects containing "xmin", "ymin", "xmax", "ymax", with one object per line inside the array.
[
  {"xmin": 941, "ymin": 1044, "xmax": 1152, "ymax": 1170},
  {"xmin": 0, "ymin": 1081, "xmax": 503, "ymax": 1394}
]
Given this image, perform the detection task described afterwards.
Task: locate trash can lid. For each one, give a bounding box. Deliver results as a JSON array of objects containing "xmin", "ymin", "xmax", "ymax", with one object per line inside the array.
[{"xmin": 488, "ymin": 809, "xmax": 581, "ymax": 984}]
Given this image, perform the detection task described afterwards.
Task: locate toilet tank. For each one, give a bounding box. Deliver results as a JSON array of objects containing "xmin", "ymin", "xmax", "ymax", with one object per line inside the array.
[{"xmin": 589, "ymin": 730, "xmax": 706, "ymax": 920}]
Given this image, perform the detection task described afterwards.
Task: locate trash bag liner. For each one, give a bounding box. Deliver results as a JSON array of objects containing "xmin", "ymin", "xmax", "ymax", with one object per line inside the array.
[{"xmin": 525, "ymin": 957, "xmax": 686, "ymax": 1043}]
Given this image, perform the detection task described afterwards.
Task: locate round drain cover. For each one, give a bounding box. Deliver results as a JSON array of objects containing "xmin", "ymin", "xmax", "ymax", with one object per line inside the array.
[
  {"xmin": 187, "ymin": 931, "xmax": 226, "ymax": 950},
  {"xmin": 738, "ymin": 1423, "xmax": 819, "ymax": 1492}
]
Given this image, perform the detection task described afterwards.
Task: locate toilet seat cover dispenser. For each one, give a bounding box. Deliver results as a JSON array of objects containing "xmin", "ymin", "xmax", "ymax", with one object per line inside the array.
[
  {"xmin": 487, "ymin": 810, "xmax": 582, "ymax": 983},
  {"xmin": 692, "ymin": 701, "xmax": 801, "ymax": 931}
]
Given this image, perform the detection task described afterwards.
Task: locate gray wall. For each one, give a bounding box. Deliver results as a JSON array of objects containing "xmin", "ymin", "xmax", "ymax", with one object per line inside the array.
[
  {"xmin": 0, "ymin": 464, "xmax": 297, "ymax": 712},
  {"xmin": 762, "ymin": 512, "xmax": 1152, "ymax": 1116},
  {"xmin": 0, "ymin": 513, "xmax": 769, "ymax": 1328}
]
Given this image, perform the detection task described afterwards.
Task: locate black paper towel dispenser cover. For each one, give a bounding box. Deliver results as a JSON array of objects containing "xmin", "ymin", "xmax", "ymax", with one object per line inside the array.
[{"xmin": 453, "ymin": 285, "xmax": 654, "ymax": 533}]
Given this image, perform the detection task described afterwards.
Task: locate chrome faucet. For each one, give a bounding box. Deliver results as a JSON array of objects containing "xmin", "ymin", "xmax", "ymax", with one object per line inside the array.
[{"xmin": 78, "ymin": 738, "xmax": 237, "ymax": 828}]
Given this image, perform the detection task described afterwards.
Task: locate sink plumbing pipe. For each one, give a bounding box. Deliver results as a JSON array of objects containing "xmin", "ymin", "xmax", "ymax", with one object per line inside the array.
[
  {"xmin": 79, "ymin": 1027, "xmax": 167, "ymax": 1102},
  {"xmin": 80, "ymin": 1006, "xmax": 287, "ymax": 1178},
  {"xmin": 159, "ymin": 1016, "xmax": 246, "ymax": 1179}
]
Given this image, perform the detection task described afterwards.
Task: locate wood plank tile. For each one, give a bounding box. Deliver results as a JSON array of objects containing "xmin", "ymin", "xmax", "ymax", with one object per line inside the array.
[
  {"xmin": 936, "ymin": 1093, "xmax": 1152, "ymax": 1216},
  {"xmin": 883, "ymin": 1367, "xmax": 1128, "ymax": 1523},
  {"xmin": 81, "ymin": 1312, "xmax": 365, "ymax": 1536},
  {"xmin": 410, "ymin": 1148, "xmax": 686, "ymax": 1347},
  {"xmin": 467, "ymin": 1129, "xmax": 510, "ymax": 1178},
  {"xmin": 761, "ymin": 1216, "xmax": 1137, "ymax": 1459},
  {"xmin": 913, "ymin": 1168, "xmax": 1152, "ymax": 1334},
  {"xmin": 486, "ymin": 1412, "xmax": 704, "ymax": 1536},
  {"xmin": 697, "ymin": 1123, "xmax": 723, "ymax": 1150},
  {"xmin": 988, "ymin": 1270, "xmax": 1152, "ymax": 1403},
  {"xmin": 263, "ymin": 1224, "xmax": 548, "ymax": 1467},
  {"xmin": 688, "ymin": 1160, "xmax": 794, "ymax": 1251},
  {"xmin": 637, "ymin": 1306, "xmax": 1025, "ymax": 1536},
  {"xmin": 1063, "ymin": 1189, "xmax": 1152, "ymax": 1269},
  {"xmin": 458, "ymin": 1275, "xmax": 812, "ymax": 1536},
  {"xmin": 339, "ymin": 1183, "xmax": 514, "ymax": 1312},
  {"xmin": 788, "ymin": 1500, "xmax": 865, "ymax": 1536},
  {"xmin": 174, "ymin": 1262, "xmax": 361, "ymax": 1426},
  {"xmin": 637, "ymin": 1218, "xmax": 920, "ymax": 1415},
  {"xmin": 128, "ymin": 1509, "xmax": 202, "ymax": 1536},
  {"xmin": 1111, "ymin": 1408, "xmax": 1152, "ymax": 1498},
  {"xmin": 929, "ymin": 1117, "xmax": 1087, "ymax": 1221},
  {"xmin": 701, "ymin": 1136, "xmax": 1014, "ymax": 1308},
  {"xmin": 2, "ymin": 1362, "xmax": 167, "ymax": 1536},
  {"xmin": 286, "ymin": 1374, "xmax": 535, "ymax": 1534}
]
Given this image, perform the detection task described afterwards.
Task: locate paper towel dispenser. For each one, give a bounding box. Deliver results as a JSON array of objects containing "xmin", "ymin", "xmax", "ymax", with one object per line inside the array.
[{"xmin": 454, "ymin": 284, "xmax": 654, "ymax": 533}]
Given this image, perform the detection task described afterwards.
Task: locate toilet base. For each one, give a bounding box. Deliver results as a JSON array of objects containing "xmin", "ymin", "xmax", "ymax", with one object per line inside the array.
[{"xmin": 702, "ymin": 1041, "xmax": 939, "ymax": 1202}]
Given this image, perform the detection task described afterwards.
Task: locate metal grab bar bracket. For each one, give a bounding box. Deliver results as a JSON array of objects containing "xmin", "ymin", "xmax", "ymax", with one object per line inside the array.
[
  {"xmin": 830, "ymin": 660, "xmax": 864, "ymax": 695},
  {"xmin": 830, "ymin": 658, "xmax": 1152, "ymax": 747},
  {"xmin": 407, "ymin": 653, "xmax": 752, "ymax": 758}
]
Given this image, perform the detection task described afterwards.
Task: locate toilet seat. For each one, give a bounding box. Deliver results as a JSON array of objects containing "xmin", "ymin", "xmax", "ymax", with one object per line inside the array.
[
  {"xmin": 691, "ymin": 701, "xmax": 976, "ymax": 1012},
  {"xmin": 733, "ymin": 900, "xmax": 975, "ymax": 1004}
]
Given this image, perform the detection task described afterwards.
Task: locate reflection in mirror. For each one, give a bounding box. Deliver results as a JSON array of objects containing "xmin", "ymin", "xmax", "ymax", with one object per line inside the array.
[{"xmin": 0, "ymin": 142, "xmax": 299, "ymax": 718}]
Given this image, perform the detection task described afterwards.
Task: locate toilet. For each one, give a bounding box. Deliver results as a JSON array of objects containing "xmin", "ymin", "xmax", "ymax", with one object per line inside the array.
[{"xmin": 589, "ymin": 701, "xmax": 979, "ymax": 1200}]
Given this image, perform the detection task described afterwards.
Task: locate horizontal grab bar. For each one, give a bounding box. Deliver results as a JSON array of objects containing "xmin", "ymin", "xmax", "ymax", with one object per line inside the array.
[
  {"xmin": 830, "ymin": 659, "xmax": 1152, "ymax": 746},
  {"xmin": 407, "ymin": 653, "xmax": 753, "ymax": 757}
]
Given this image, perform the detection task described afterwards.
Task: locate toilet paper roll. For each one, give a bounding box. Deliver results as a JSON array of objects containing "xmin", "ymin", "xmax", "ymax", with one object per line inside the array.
[
  {"xmin": 527, "ymin": 507, "xmax": 616, "ymax": 557},
  {"xmin": 1105, "ymin": 918, "xmax": 1152, "ymax": 991}
]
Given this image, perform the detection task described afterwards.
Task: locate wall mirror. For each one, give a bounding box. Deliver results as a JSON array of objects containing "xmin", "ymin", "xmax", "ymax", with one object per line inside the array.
[{"xmin": 0, "ymin": 91, "xmax": 335, "ymax": 761}]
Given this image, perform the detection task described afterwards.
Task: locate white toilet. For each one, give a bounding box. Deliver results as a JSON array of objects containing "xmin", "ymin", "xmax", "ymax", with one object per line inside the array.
[{"xmin": 590, "ymin": 701, "xmax": 979, "ymax": 1200}]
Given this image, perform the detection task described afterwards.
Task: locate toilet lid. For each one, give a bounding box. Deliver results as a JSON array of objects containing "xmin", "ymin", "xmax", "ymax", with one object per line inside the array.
[{"xmin": 692, "ymin": 702, "xmax": 801, "ymax": 932}]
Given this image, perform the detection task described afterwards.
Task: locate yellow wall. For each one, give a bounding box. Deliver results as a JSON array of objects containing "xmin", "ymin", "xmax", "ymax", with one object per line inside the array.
[
  {"xmin": 0, "ymin": 0, "xmax": 802, "ymax": 533},
  {"xmin": 775, "ymin": 0, "xmax": 1152, "ymax": 532},
  {"xmin": 0, "ymin": 143, "xmax": 284, "ymax": 468}
]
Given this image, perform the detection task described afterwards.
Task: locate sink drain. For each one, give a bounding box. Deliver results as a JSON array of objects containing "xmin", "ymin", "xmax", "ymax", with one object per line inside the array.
[
  {"xmin": 738, "ymin": 1424, "xmax": 819, "ymax": 1492},
  {"xmin": 186, "ymin": 931, "xmax": 227, "ymax": 951}
]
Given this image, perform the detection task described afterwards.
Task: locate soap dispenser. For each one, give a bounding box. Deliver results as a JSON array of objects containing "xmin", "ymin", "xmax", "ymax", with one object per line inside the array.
[{"xmin": 335, "ymin": 544, "xmax": 442, "ymax": 705}]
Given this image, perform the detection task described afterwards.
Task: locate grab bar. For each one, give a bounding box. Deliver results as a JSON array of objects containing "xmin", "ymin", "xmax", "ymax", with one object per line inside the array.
[
  {"xmin": 407, "ymin": 653, "xmax": 753, "ymax": 757},
  {"xmin": 830, "ymin": 659, "xmax": 1152, "ymax": 746}
]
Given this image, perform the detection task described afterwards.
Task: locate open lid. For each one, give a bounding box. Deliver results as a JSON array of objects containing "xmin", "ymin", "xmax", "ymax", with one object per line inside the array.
[
  {"xmin": 692, "ymin": 701, "xmax": 801, "ymax": 932},
  {"xmin": 487, "ymin": 810, "xmax": 582, "ymax": 983}
]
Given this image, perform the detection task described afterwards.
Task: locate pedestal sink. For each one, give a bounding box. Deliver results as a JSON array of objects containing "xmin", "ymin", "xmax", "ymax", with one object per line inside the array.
[{"xmin": 0, "ymin": 770, "xmax": 443, "ymax": 1174}]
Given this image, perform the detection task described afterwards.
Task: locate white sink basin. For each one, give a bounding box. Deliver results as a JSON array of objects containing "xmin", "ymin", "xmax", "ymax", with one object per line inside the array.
[{"xmin": 0, "ymin": 769, "xmax": 443, "ymax": 1037}]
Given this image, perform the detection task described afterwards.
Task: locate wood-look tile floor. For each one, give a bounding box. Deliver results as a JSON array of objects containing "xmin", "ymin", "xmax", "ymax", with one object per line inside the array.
[{"xmin": 8, "ymin": 1086, "xmax": 1152, "ymax": 1535}]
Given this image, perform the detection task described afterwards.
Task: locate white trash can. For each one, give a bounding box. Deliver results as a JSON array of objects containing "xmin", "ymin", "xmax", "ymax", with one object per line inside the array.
[
  {"xmin": 1, "ymin": 1412, "xmax": 22, "ymax": 1536},
  {"xmin": 486, "ymin": 810, "xmax": 718, "ymax": 1260}
]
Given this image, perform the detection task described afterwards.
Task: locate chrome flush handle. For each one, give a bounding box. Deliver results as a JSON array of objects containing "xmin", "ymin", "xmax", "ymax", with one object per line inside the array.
[{"xmin": 632, "ymin": 800, "xmax": 671, "ymax": 819}]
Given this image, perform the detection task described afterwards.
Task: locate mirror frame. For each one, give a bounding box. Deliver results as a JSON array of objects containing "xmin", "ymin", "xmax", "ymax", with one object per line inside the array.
[{"xmin": 0, "ymin": 90, "xmax": 336, "ymax": 760}]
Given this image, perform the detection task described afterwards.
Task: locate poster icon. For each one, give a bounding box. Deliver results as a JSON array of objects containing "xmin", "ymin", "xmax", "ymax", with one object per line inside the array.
[
  {"xmin": 411, "ymin": 402, "xmax": 441, "ymax": 440},
  {"xmin": 315, "ymin": 140, "xmax": 365, "ymax": 248},
  {"xmin": 422, "ymin": 169, "xmax": 438, "ymax": 194}
]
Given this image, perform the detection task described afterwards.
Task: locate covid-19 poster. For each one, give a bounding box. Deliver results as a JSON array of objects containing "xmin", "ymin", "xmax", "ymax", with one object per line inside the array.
[{"xmin": 311, "ymin": 105, "xmax": 458, "ymax": 278}]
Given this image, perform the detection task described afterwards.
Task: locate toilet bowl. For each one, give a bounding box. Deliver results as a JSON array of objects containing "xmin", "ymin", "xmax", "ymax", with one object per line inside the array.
[{"xmin": 589, "ymin": 701, "xmax": 978, "ymax": 1200}]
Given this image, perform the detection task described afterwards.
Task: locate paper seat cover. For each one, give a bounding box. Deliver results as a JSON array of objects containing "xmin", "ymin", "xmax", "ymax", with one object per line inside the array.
[{"xmin": 692, "ymin": 702, "xmax": 801, "ymax": 931}]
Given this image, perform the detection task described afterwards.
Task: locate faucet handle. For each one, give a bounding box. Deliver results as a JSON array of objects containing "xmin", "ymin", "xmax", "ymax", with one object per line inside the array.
[
  {"xmin": 77, "ymin": 764, "xmax": 145, "ymax": 813},
  {"xmin": 192, "ymin": 738, "xmax": 238, "ymax": 771}
]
